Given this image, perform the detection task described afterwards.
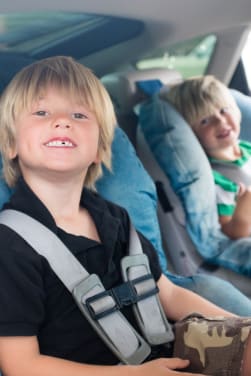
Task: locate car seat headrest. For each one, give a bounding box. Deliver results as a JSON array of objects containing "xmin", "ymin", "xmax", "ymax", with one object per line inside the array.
[
  {"xmin": 102, "ymin": 68, "xmax": 182, "ymax": 115},
  {"xmin": 0, "ymin": 52, "xmax": 35, "ymax": 93}
]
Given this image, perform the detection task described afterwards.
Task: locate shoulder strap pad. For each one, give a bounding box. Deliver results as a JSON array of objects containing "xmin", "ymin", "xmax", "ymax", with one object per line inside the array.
[{"xmin": 124, "ymin": 223, "xmax": 174, "ymax": 344}]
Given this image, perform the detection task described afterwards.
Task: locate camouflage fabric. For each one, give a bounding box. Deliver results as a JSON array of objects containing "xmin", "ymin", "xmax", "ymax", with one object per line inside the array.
[{"xmin": 173, "ymin": 313, "xmax": 251, "ymax": 375}]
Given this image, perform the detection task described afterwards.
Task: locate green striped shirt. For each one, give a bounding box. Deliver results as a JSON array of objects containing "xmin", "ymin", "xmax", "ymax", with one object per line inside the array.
[{"xmin": 210, "ymin": 140, "xmax": 251, "ymax": 216}]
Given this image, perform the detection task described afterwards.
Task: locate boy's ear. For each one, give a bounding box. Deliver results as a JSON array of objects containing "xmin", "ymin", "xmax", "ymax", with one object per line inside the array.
[
  {"xmin": 8, "ymin": 144, "xmax": 17, "ymax": 160},
  {"xmin": 94, "ymin": 154, "xmax": 101, "ymax": 164},
  {"xmin": 94, "ymin": 146, "xmax": 103, "ymax": 164}
]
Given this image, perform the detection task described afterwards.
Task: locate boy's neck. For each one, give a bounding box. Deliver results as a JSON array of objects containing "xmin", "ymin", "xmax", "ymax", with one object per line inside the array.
[
  {"xmin": 21, "ymin": 172, "xmax": 100, "ymax": 240},
  {"xmin": 23, "ymin": 178, "xmax": 100, "ymax": 242},
  {"xmin": 209, "ymin": 144, "xmax": 241, "ymax": 161},
  {"xmin": 23, "ymin": 172, "xmax": 85, "ymax": 219}
]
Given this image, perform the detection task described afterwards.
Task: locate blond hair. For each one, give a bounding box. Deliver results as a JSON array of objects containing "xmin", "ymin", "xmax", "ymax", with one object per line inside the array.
[
  {"xmin": 0, "ymin": 56, "xmax": 116, "ymax": 188},
  {"xmin": 161, "ymin": 75, "xmax": 241, "ymax": 129}
]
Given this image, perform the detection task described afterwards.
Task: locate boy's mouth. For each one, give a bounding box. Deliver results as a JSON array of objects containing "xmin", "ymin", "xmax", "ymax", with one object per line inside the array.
[
  {"xmin": 44, "ymin": 138, "xmax": 76, "ymax": 147},
  {"xmin": 217, "ymin": 129, "xmax": 231, "ymax": 139}
]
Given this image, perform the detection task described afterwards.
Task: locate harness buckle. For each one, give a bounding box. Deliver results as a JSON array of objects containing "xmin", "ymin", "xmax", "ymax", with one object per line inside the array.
[
  {"xmin": 72, "ymin": 273, "xmax": 151, "ymax": 364},
  {"xmin": 131, "ymin": 274, "xmax": 159, "ymax": 302},
  {"xmin": 85, "ymin": 274, "xmax": 158, "ymax": 321}
]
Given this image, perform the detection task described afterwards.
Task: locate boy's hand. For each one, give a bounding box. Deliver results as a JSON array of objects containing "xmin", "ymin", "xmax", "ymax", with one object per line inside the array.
[
  {"xmin": 237, "ymin": 182, "xmax": 247, "ymax": 198},
  {"xmin": 235, "ymin": 186, "xmax": 251, "ymax": 219},
  {"xmin": 136, "ymin": 357, "xmax": 206, "ymax": 375}
]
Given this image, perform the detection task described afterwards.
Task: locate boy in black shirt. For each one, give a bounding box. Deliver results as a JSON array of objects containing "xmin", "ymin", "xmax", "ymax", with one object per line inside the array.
[{"xmin": 0, "ymin": 56, "xmax": 250, "ymax": 375}]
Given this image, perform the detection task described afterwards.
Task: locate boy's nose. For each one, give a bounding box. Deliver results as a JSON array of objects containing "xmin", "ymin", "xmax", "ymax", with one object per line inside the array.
[
  {"xmin": 216, "ymin": 114, "xmax": 227, "ymax": 126},
  {"xmin": 55, "ymin": 123, "xmax": 70, "ymax": 129},
  {"xmin": 52, "ymin": 113, "xmax": 72, "ymax": 129}
]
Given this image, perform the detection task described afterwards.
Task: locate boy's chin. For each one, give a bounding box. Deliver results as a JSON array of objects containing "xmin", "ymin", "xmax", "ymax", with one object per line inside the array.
[{"xmin": 207, "ymin": 144, "xmax": 240, "ymax": 160}]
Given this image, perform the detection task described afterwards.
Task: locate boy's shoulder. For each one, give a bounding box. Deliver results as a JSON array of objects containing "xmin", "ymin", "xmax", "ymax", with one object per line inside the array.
[
  {"xmin": 239, "ymin": 139, "xmax": 251, "ymax": 153},
  {"xmin": 0, "ymin": 219, "xmax": 44, "ymax": 273},
  {"xmin": 84, "ymin": 188, "xmax": 130, "ymax": 222},
  {"xmin": 212, "ymin": 170, "xmax": 238, "ymax": 192}
]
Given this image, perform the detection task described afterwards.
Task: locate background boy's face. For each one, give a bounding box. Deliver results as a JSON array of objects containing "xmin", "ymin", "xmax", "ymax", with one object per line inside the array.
[
  {"xmin": 192, "ymin": 106, "xmax": 240, "ymax": 158},
  {"xmin": 10, "ymin": 86, "xmax": 100, "ymax": 182}
]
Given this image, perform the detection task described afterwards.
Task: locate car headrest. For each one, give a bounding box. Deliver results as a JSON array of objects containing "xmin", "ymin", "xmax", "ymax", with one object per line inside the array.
[
  {"xmin": 102, "ymin": 68, "xmax": 182, "ymax": 115},
  {"xmin": 0, "ymin": 52, "xmax": 35, "ymax": 93}
]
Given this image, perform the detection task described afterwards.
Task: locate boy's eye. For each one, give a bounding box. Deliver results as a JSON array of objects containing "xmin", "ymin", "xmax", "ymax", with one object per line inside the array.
[
  {"xmin": 33, "ymin": 110, "xmax": 47, "ymax": 116},
  {"xmin": 220, "ymin": 107, "xmax": 229, "ymax": 115},
  {"xmin": 72, "ymin": 113, "xmax": 88, "ymax": 119},
  {"xmin": 200, "ymin": 117, "xmax": 210, "ymax": 126}
]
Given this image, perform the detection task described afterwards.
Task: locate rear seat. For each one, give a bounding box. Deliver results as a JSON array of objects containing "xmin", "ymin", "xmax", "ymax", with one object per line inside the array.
[
  {"xmin": 102, "ymin": 68, "xmax": 182, "ymax": 272},
  {"xmin": 102, "ymin": 68, "xmax": 181, "ymax": 146},
  {"xmin": 102, "ymin": 68, "xmax": 251, "ymax": 298}
]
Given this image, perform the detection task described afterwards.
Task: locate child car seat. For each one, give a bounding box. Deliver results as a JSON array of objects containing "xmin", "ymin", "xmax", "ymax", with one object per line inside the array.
[
  {"xmin": 102, "ymin": 69, "xmax": 251, "ymax": 298},
  {"xmin": 139, "ymin": 83, "xmax": 251, "ymax": 291}
]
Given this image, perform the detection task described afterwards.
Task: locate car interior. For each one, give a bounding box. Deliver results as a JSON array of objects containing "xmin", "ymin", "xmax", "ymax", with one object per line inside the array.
[
  {"xmin": 0, "ymin": 0, "xmax": 251, "ymax": 370},
  {"xmin": 1, "ymin": 1, "xmax": 251, "ymax": 298}
]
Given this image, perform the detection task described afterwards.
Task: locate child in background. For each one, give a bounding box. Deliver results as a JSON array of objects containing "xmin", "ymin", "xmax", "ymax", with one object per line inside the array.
[
  {"xmin": 0, "ymin": 57, "xmax": 251, "ymax": 375},
  {"xmin": 164, "ymin": 75, "xmax": 251, "ymax": 240}
]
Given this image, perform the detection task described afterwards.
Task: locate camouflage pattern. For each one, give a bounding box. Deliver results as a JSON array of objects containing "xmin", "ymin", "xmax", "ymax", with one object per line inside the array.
[{"xmin": 173, "ymin": 313, "xmax": 251, "ymax": 375}]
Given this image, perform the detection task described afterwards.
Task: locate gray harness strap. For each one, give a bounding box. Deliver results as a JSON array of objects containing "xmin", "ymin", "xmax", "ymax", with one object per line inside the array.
[
  {"xmin": 0, "ymin": 209, "xmax": 174, "ymax": 363},
  {"xmin": 211, "ymin": 159, "xmax": 251, "ymax": 187},
  {"xmin": 123, "ymin": 224, "xmax": 174, "ymax": 344}
]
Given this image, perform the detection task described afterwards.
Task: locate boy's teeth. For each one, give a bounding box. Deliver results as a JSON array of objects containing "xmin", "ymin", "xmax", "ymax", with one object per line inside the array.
[{"xmin": 46, "ymin": 140, "xmax": 73, "ymax": 147}]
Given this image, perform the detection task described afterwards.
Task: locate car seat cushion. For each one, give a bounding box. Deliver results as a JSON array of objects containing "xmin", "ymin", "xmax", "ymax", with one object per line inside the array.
[
  {"xmin": 139, "ymin": 93, "xmax": 227, "ymax": 259},
  {"xmin": 96, "ymin": 126, "xmax": 168, "ymax": 271}
]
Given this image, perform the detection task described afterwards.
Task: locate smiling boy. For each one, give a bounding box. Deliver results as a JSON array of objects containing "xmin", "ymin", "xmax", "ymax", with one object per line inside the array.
[{"xmin": 164, "ymin": 75, "xmax": 251, "ymax": 240}]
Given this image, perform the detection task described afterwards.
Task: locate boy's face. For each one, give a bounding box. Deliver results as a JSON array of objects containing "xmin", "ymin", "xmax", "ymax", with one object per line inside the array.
[
  {"xmin": 9, "ymin": 86, "xmax": 100, "ymax": 182},
  {"xmin": 192, "ymin": 106, "xmax": 240, "ymax": 159}
]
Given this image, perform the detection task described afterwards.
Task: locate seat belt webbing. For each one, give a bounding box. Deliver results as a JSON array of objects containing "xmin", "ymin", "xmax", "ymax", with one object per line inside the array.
[
  {"xmin": 0, "ymin": 209, "xmax": 174, "ymax": 360},
  {"xmin": 0, "ymin": 209, "xmax": 150, "ymax": 364},
  {"xmin": 125, "ymin": 224, "xmax": 174, "ymax": 344}
]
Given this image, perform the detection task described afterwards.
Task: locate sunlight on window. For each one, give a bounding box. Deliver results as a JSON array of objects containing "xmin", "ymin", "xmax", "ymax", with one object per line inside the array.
[
  {"xmin": 242, "ymin": 31, "xmax": 251, "ymax": 89},
  {"xmin": 136, "ymin": 34, "xmax": 217, "ymax": 79}
]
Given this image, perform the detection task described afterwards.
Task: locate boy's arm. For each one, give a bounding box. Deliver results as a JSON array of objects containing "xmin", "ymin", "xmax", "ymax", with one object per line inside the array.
[
  {"xmin": 0, "ymin": 336, "xmax": 203, "ymax": 376},
  {"xmin": 0, "ymin": 336, "xmax": 131, "ymax": 376},
  {"xmin": 0, "ymin": 336, "xmax": 135, "ymax": 376},
  {"xmin": 219, "ymin": 187, "xmax": 251, "ymax": 239},
  {"xmin": 157, "ymin": 274, "xmax": 235, "ymax": 321}
]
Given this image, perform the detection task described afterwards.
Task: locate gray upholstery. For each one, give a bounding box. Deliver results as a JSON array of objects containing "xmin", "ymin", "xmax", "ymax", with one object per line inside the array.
[
  {"xmin": 102, "ymin": 69, "xmax": 182, "ymax": 144},
  {"xmin": 102, "ymin": 68, "xmax": 182, "ymax": 115}
]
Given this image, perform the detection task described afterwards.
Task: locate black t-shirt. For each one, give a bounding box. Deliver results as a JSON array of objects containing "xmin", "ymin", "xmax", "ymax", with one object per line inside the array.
[{"xmin": 0, "ymin": 178, "xmax": 162, "ymax": 364}]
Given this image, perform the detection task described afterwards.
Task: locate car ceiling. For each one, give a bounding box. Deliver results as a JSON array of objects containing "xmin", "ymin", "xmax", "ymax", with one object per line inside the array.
[
  {"xmin": 1, "ymin": 0, "xmax": 251, "ymax": 81},
  {"xmin": 2, "ymin": 0, "xmax": 251, "ymax": 44}
]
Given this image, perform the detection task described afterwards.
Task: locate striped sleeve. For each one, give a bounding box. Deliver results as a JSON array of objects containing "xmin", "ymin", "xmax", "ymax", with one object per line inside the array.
[{"xmin": 213, "ymin": 170, "xmax": 238, "ymax": 216}]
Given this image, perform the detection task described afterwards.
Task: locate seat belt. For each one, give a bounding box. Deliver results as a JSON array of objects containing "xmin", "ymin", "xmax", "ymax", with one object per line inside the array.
[
  {"xmin": 0, "ymin": 209, "xmax": 174, "ymax": 363},
  {"xmin": 123, "ymin": 223, "xmax": 174, "ymax": 345}
]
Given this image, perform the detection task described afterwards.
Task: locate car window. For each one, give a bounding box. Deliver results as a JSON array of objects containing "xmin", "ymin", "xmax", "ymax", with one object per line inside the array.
[
  {"xmin": 136, "ymin": 34, "xmax": 217, "ymax": 79},
  {"xmin": 242, "ymin": 30, "xmax": 251, "ymax": 90},
  {"xmin": 0, "ymin": 12, "xmax": 143, "ymax": 59}
]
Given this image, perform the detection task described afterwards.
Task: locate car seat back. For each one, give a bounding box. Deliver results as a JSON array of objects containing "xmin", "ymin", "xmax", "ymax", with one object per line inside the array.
[
  {"xmin": 102, "ymin": 68, "xmax": 183, "ymax": 271},
  {"xmin": 102, "ymin": 68, "xmax": 181, "ymax": 145},
  {"xmin": 136, "ymin": 121, "xmax": 203, "ymax": 275},
  {"xmin": 102, "ymin": 68, "xmax": 217, "ymax": 274}
]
